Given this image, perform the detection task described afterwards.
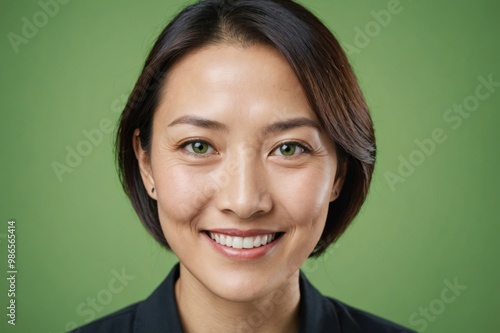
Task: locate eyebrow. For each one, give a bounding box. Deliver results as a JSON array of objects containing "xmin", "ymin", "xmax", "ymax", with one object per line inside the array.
[
  {"xmin": 167, "ymin": 114, "xmax": 321, "ymax": 134},
  {"xmin": 263, "ymin": 117, "xmax": 321, "ymax": 134},
  {"xmin": 168, "ymin": 115, "xmax": 228, "ymax": 132}
]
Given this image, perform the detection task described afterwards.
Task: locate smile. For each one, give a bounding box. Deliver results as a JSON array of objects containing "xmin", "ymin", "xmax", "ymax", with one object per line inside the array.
[{"xmin": 208, "ymin": 232, "xmax": 279, "ymax": 249}]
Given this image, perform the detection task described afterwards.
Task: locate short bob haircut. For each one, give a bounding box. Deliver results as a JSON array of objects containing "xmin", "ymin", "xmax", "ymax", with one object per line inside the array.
[{"xmin": 117, "ymin": 0, "xmax": 376, "ymax": 257}]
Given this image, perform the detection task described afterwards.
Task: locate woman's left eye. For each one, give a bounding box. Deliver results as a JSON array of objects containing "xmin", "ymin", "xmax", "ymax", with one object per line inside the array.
[{"xmin": 272, "ymin": 142, "xmax": 308, "ymax": 157}]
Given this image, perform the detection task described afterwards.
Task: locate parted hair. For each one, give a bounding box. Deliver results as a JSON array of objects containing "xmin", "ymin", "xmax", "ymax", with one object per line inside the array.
[{"xmin": 116, "ymin": 0, "xmax": 376, "ymax": 257}]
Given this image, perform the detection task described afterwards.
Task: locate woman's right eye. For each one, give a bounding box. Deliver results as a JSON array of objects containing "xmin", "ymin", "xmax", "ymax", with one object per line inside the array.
[{"xmin": 182, "ymin": 140, "xmax": 216, "ymax": 156}]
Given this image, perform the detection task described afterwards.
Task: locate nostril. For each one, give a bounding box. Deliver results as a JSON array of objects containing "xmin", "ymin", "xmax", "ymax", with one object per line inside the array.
[
  {"xmin": 216, "ymin": 192, "xmax": 273, "ymax": 219},
  {"xmin": 214, "ymin": 162, "xmax": 272, "ymax": 218}
]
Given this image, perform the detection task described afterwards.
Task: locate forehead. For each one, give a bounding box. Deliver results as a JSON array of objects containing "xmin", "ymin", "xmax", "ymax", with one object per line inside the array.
[{"xmin": 156, "ymin": 43, "xmax": 318, "ymax": 124}]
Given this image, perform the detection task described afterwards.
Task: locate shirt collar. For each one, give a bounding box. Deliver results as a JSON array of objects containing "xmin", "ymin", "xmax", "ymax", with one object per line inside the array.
[
  {"xmin": 133, "ymin": 264, "xmax": 183, "ymax": 333},
  {"xmin": 298, "ymin": 270, "xmax": 341, "ymax": 333},
  {"xmin": 133, "ymin": 263, "xmax": 341, "ymax": 333}
]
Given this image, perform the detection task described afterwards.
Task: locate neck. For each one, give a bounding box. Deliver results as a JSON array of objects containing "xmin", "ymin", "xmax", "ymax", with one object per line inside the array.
[{"xmin": 175, "ymin": 264, "xmax": 301, "ymax": 333}]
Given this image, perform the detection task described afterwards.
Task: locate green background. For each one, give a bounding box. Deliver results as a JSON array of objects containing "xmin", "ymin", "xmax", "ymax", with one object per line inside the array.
[{"xmin": 1, "ymin": 0, "xmax": 499, "ymax": 332}]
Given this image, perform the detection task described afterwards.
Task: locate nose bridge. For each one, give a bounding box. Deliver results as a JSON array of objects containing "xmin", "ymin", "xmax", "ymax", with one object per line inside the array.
[
  {"xmin": 216, "ymin": 143, "xmax": 271, "ymax": 218},
  {"xmin": 234, "ymin": 148, "xmax": 259, "ymax": 193}
]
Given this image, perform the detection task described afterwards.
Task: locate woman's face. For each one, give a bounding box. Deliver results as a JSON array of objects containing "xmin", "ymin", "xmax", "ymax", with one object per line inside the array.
[{"xmin": 135, "ymin": 43, "xmax": 343, "ymax": 302}]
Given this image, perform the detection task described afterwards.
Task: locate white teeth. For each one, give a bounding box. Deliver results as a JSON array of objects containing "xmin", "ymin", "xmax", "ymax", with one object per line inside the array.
[
  {"xmin": 225, "ymin": 236, "xmax": 233, "ymax": 247},
  {"xmin": 208, "ymin": 232, "xmax": 279, "ymax": 249},
  {"xmin": 243, "ymin": 237, "xmax": 254, "ymax": 249},
  {"xmin": 253, "ymin": 236, "xmax": 261, "ymax": 247},
  {"xmin": 232, "ymin": 237, "xmax": 243, "ymax": 249}
]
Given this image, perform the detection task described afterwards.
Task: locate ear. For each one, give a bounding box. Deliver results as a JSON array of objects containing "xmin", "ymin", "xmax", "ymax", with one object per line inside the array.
[
  {"xmin": 330, "ymin": 160, "xmax": 347, "ymax": 202},
  {"xmin": 132, "ymin": 129, "xmax": 157, "ymax": 200}
]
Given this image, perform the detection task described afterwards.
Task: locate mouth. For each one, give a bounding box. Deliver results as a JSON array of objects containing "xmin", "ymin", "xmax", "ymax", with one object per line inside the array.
[{"xmin": 202, "ymin": 230, "xmax": 285, "ymax": 250}]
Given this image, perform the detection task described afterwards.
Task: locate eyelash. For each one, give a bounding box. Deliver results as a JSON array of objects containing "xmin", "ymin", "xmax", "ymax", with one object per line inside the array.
[
  {"xmin": 271, "ymin": 140, "xmax": 312, "ymax": 158},
  {"xmin": 177, "ymin": 139, "xmax": 313, "ymax": 158},
  {"xmin": 178, "ymin": 139, "xmax": 217, "ymax": 158}
]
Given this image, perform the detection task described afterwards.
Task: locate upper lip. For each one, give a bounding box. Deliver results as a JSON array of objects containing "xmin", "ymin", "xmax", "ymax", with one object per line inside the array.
[{"xmin": 203, "ymin": 229, "xmax": 283, "ymax": 237}]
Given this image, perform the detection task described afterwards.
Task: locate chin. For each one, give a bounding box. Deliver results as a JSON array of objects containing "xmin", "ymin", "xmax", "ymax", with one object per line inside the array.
[
  {"xmin": 205, "ymin": 266, "xmax": 293, "ymax": 302},
  {"xmin": 179, "ymin": 252, "xmax": 298, "ymax": 302}
]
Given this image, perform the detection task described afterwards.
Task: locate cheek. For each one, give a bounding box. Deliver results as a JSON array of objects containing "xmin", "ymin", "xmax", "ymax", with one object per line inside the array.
[
  {"xmin": 271, "ymin": 165, "xmax": 334, "ymax": 260},
  {"xmin": 154, "ymin": 164, "xmax": 215, "ymax": 231},
  {"xmin": 273, "ymin": 165, "xmax": 334, "ymax": 224}
]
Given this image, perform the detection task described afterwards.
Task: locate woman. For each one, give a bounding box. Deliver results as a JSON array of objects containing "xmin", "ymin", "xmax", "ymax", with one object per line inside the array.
[{"xmin": 75, "ymin": 0, "xmax": 414, "ymax": 332}]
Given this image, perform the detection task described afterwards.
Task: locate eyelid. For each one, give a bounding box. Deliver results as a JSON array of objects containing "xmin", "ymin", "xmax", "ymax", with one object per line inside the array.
[
  {"xmin": 177, "ymin": 138, "xmax": 313, "ymax": 158},
  {"xmin": 178, "ymin": 138, "xmax": 218, "ymax": 157},
  {"xmin": 271, "ymin": 140, "xmax": 313, "ymax": 157}
]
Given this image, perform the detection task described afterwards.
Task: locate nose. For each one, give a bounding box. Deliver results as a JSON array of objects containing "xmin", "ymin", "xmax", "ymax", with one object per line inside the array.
[{"xmin": 215, "ymin": 152, "xmax": 273, "ymax": 219}]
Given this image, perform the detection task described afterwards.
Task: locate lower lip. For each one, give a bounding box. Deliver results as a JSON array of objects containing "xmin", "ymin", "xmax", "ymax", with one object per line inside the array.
[{"xmin": 203, "ymin": 233, "xmax": 282, "ymax": 260}]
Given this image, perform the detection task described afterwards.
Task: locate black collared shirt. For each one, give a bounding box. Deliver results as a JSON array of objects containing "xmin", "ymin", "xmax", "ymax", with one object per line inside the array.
[{"xmin": 72, "ymin": 264, "xmax": 415, "ymax": 333}]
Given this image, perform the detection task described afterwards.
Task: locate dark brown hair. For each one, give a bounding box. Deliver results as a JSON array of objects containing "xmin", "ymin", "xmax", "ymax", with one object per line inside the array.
[{"xmin": 116, "ymin": 0, "xmax": 376, "ymax": 257}]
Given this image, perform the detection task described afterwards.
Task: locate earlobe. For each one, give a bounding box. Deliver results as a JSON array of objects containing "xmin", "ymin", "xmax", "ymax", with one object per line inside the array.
[
  {"xmin": 330, "ymin": 162, "xmax": 347, "ymax": 202},
  {"xmin": 330, "ymin": 189, "xmax": 339, "ymax": 202},
  {"xmin": 330, "ymin": 186, "xmax": 342, "ymax": 202},
  {"xmin": 132, "ymin": 129, "xmax": 157, "ymax": 200}
]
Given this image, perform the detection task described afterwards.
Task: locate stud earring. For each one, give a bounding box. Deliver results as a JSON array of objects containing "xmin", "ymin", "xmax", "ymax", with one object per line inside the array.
[{"xmin": 151, "ymin": 187, "xmax": 155, "ymax": 193}]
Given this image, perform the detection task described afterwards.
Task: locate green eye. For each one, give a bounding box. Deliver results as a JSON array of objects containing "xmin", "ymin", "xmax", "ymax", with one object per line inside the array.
[
  {"xmin": 274, "ymin": 142, "xmax": 308, "ymax": 157},
  {"xmin": 279, "ymin": 143, "xmax": 297, "ymax": 156},
  {"xmin": 184, "ymin": 140, "xmax": 215, "ymax": 155},
  {"xmin": 192, "ymin": 141, "xmax": 209, "ymax": 154}
]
